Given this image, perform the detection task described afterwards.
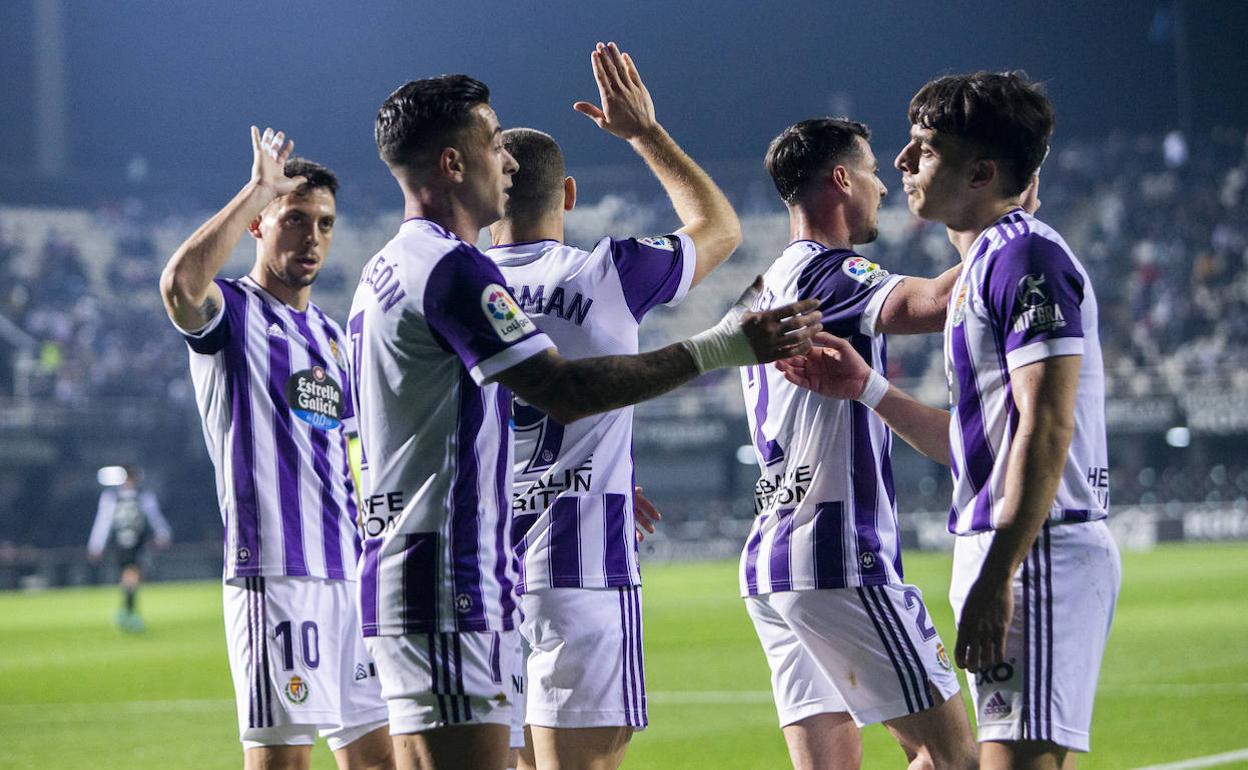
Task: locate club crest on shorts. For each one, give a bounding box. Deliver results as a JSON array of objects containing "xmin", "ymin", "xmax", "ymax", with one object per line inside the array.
[
  {"xmin": 936, "ymin": 642, "xmax": 953, "ymax": 671},
  {"xmin": 481, "ymin": 284, "xmax": 534, "ymax": 342},
  {"xmin": 285, "ymin": 675, "xmax": 309, "ymax": 704}
]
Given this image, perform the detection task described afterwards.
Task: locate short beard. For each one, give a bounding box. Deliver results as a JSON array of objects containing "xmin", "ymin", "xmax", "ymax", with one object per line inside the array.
[{"xmin": 271, "ymin": 264, "xmax": 318, "ymax": 290}]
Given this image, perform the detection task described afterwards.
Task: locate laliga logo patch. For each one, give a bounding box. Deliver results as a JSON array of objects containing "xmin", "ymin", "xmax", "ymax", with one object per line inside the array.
[
  {"xmin": 843, "ymin": 256, "xmax": 890, "ymax": 287},
  {"xmin": 638, "ymin": 235, "xmax": 675, "ymax": 251},
  {"xmin": 481, "ymin": 284, "xmax": 534, "ymax": 342},
  {"xmin": 284, "ymin": 366, "xmax": 344, "ymax": 430},
  {"xmin": 285, "ymin": 676, "xmax": 310, "ymax": 704}
]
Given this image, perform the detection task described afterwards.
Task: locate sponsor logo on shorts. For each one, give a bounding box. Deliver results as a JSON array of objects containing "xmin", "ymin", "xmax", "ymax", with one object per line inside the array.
[
  {"xmin": 936, "ymin": 642, "xmax": 953, "ymax": 671},
  {"xmin": 285, "ymin": 676, "xmax": 309, "ymax": 704},
  {"xmin": 983, "ymin": 691, "xmax": 1011, "ymax": 717},
  {"xmin": 975, "ymin": 659, "xmax": 1016, "ymax": 685},
  {"xmin": 354, "ymin": 662, "xmax": 377, "ymax": 681},
  {"xmin": 482, "ymin": 284, "xmax": 534, "ymax": 342},
  {"xmin": 843, "ymin": 256, "xmax": 890, "ymax": 287}
]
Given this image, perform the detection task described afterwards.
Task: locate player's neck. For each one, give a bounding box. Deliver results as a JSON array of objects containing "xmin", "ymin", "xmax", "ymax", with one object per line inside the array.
[
  {"xmin": 947, "ymin": 198, "xmax": 1024, "ymax": 261},
  {"xmin": 401, "ymin": 187, "xmax": 487, "ymax": 244},
  {"xmin": 788, "ymin": 205, "xmax": 852, "ymax": 251},
  {"xmin": 489, "ymin": 215, "xmax": 564, "ymax": 247},
  {"xmin": 249, "ymin": 264, "xmax": 311, "ymax": 312}
]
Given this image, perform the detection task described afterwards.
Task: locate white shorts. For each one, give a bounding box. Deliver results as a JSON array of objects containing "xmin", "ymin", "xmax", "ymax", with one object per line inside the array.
[
  {"xmin": 950, "ymin": 521, "xmax": 1120, "ymax": 753},
  {"xmin": 223, "ymin": 576, "xmax": 388, "ymax": 750},
  {"xmin": 366, "ymin": 629, "xmax": 522, "ymax": 736},
  {"xmin": 519, "ymin": 586, "xmax": 647, "ymax": 730},
  {"xmin": 745, "ymin": 584, "xmax": 961, "ymax": 728}
]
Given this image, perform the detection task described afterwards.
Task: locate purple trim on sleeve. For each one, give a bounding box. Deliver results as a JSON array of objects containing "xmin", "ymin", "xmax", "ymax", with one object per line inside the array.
[
  {"xmin": 795, "ymin": 249, "xmax": 893, "ymax": 338},
  {"xmin": 610, "ymin": 235, "xmax": 688, "ymax": 323},
  {"xmin": 181, "ymin": 278, "xmax": 238, "ymax": 354},
  {"xmin": 983, "ymin": 235, "xmax": 1085, "ymax": 356},
  {"xmin": 424, "ymin": 244, "xmax": 547, "ymax": 373}
]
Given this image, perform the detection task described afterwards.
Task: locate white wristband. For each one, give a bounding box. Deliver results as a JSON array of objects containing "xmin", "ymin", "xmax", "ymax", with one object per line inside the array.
[{"xmin": 856, "ymin": 369, "xmax": 889, "ymax": 410}]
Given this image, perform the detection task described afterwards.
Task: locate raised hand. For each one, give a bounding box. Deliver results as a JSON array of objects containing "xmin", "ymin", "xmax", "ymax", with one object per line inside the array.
[
  {"xmin": 738, "ymin": 287, "xmax": 823, "ymax": 363},
  {"xmin": 573, "ymin": 41, "xmax": 658, "ymax": 141},
  {"xmin": 250, "ymin": 125, "xmax": 305, "ymax": 198},
  {"xmin": 775, "ymin": 331, "xmax": 872, "ymax": 400}
]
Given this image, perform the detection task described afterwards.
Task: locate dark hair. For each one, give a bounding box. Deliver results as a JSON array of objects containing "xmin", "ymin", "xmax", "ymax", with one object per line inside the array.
[
  {"xmin": 502, "ymin": 128, "xmax": 566, "ymax": 222},
  {"xmin": 375, "ymin": 74, "xmax": 491, "ymax": 169},
  {"xmin": 284, "ymin": 157, "xmax": 338, "ymax": 196},
  {"xmin": 765, "ymin": 118, "xmax": 871, "ymax": 204},
  {"xmin": 908, "ymin": 71, "xmax": 1054, "ymax": 196}
]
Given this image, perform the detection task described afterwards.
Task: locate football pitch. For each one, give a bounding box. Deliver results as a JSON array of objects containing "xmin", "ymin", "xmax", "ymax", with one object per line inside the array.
[{"xmin": 1, "ymin": 543, "xmax": 1246, "ymax": 769}]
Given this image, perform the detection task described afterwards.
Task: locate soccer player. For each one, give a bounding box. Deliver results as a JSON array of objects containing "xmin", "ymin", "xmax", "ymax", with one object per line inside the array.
[
  {"xmin": 160, "ymin": 127, "xmax": 393, "ymax": 770},
  {"xmin": 350, "ymin": 68, "xmax": 821, "ymax": 770},
  {"xmin": 740, "ymin": 117, "xmax": 976, "ymax": 770},
  {"xmin": 87, "ymin": 464, "xmax": 172, "ymax": 633},
  {"xmin": 777, "ymin": 72, "xmax": 1119, "ymax": 769},
  {"xmin": 485, "ymin": 42, "xmax": 741, "ymax": 770}
]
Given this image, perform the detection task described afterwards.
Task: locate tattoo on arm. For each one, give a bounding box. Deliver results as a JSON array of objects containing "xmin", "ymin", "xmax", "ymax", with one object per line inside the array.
[{"xmin": 198, "ymin": 295, "xmax": 219, "ymax": 324}]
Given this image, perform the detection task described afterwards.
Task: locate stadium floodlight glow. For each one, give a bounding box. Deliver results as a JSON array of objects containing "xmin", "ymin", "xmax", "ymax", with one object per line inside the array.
[
  {"xmin": 736, "ymin": 445, "xmax": 756, "ymax": 465},
  {"xmin": 97, "ymin": 465, "xmax": 128, "ymax": 486},
  {"xmin": 1165, "ymin": 426, "xmax": 1191, "ymax": 448}
]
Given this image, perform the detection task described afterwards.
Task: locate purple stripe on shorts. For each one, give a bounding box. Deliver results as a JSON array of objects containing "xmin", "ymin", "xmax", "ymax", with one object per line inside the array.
[
  {"xmin": 224, "ymin": 298, "xmax": 260, "ymax": 573},
  {"xmin": 618, "ymin": 588, "xmax": 634, "ymax": 723},
  {"xmin": 492, "ymin": 387, "xmax": 517, "ymax": 628},
  {"xmin": 548, "ymin": 497, "xmax": 582, "ymax": 587},
  {"xmin": 768, "ymin": 508, "xmax": 796, "ymax": 591},
  {"xmin": 489, "ymin": 632, "xmax": 502, "ymax": 685},
  {"xmin": 856, "ymin": 586, "xmax": 915, "ymax": 713},
  {"xmin": 626, "ymin": 587, "xmax": 642, "ymax": 726},
  {"xmin": 256, "ymin": 303, "xmax": 307, "ymax": 576},
  {"xmin": 632, "ymin": 587, "xmax": 648, "ymax": 727},
  {"xmin": 450, "ymin": 373, "xmax": 487, "ymax": 629},
  {"xmin": 453, "ymin": 632, "xmax": 472, "ymax": 721},
  {"xmin": 812, "ymin": 502, "xmax": 847, "ymax": 589},
  {"xmin": 1043, "ymin": 527, "xmax": 1054, "ymax": 741},
  {"xmin": 428, "ymin": 633, "xmax": 449, "ymax": 724},
  {"xmin": 875, "ymin": 586, "xmax": 932, "ymax": 711},
  {"xmin": 602, "ymin": 494, "xmax": 630, "ymax": 583},
  {"xmin": 869, "ymin": 586, "xmax": 927, "ymax": 712},
  {"xmin": 359, "ymin": 537, "xmax": 382, "ymax": 635}
]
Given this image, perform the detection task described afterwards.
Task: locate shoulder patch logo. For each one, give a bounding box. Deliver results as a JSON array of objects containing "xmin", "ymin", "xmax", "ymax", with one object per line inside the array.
[
  {"xmin": 481, "ymin": 284, "xmax": 534, "ymax": 342},
  {"xmin": 843, "ymin": 256, "xmax": 890, "ymax": 287},
  {"xmin": 638, "ymin": 235, "xmax": 675, "ymax": 251}
]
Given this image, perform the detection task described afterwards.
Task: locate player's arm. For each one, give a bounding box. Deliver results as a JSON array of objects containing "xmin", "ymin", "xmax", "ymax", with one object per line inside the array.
[
  {"xmin": 874, "ymin": 263, "xmax": 960, "ymax": 334},
  {"xmin": 574, "ymin": 42, "xmax": 740, "ymax": 287},
  {"xmin": 954, "ymin": 354, "xmax": 1080, "ymax": 671},
  {"xmin": 776, "ymin": 331, "xmax": 952, "ymax": 464},
  {"xmin": 159, "ymin": 126, "xmax": 304, "ymax": 332},
  {"xmin": 87, "ymin": 491, "xmax": 112, "ymax": 561},
  {"xmin": 140, "ymin": 490, "xmax": 173, "ymax": 547},
  {"xmin": 494, "ymin": 283, "xmax": 821, "ymax": 425}
]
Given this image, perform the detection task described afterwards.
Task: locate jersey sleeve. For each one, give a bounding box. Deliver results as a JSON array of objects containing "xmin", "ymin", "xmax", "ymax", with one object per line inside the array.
[
  {"xmin": 983, "ymin": 235, "xmax": 1085, "ymax": 372},
  {"xmin": 608, "ymin": 232, "xmax": 696, "ymax": 322},
  {"xmin": 423, "ymin": 244, "xmax": 555, "ymax": 384},
  {"xmin": 795, "ymin": 252, "xmax": 905, "ymax": 338},
  {"xmin": 177, "ymin": 278, "xmax": 237, "ymax": 355}
]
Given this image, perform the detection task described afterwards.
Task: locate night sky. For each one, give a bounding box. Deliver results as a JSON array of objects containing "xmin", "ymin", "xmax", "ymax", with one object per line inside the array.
[{"xmin": 1, "ymin": 0, "xmax": 1245, "ymax": 200}]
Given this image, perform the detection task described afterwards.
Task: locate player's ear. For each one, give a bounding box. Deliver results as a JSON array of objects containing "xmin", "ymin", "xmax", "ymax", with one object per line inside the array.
[
  {"xmin": 563, "ymin": 176, "xmax": 576, "ymax": 212},
  {"xmin": 439, "ymin": 146, "xmax": 465, "ymax": 182},
  {"xmin": 968, "ymin": 158, "xmax": 996, "ymax": 190},
  {"xmin": 831, "ymin": 165, "xmax": 851, "ymax": 194}
]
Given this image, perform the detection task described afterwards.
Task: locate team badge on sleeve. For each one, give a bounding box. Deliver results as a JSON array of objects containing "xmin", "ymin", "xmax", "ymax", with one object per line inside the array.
[
  {"xmin": 481, "ymin": 284, "xmax": 535, "ymax": 342},
  {"xmin": 843, "ymin": 256, "xmax": 890, "ymax": 287},
  {"xmin": 638, "ymin": 236, "xmax": 676, "ymax": 251}
]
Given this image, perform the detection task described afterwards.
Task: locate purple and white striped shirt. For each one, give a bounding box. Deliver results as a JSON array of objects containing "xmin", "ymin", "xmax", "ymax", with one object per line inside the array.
[
  {"xmin": 945, "ymin": 209, "xmax": 1108, "ymax": 535},
  {"xmin": 486, "ymin": 233, "xmax": 695, "ymax": 594},
  {"xmin": 181, "ymin": 276, "xmax": 361, "ymax": 582},
  {"xmin": 348, "ymin": 218, "xmax": 555, "ymax": 636},
  {"xmin": 739, "ymin": 241, "xmax": 907, "ymax": 596}
]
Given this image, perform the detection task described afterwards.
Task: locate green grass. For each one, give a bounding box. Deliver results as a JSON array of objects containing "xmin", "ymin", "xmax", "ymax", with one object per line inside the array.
[{"xmin": 1, "ymin": 544, "xmax": 1246, "ymax": 768}]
